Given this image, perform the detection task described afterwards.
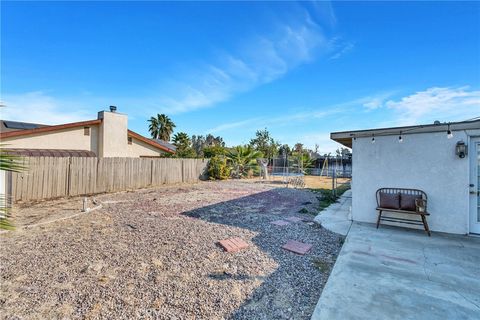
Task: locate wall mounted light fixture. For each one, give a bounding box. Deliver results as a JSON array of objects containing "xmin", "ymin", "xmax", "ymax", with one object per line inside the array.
[{"xmin": 455, "ymin": 141, "xmax": 467, "ymax": 158}]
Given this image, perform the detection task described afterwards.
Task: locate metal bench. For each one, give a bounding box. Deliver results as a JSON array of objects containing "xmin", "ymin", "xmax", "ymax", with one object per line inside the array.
[{"xmin": 376, "ymin": 188, "xmax": 431, "ymax": 236}]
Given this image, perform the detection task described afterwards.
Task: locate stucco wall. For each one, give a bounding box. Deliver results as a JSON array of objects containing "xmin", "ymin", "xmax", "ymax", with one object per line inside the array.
[
  {"xmin": 352, "ymin": 129, "xmax": 479, "ymax": 234},
  {"xmin": 127, "ymin": 138, "xmax": 165, "ymax": 157},
  {"xmin": 98, "ymin": 111, "xmax": 128, "ymax": 157},
  {"xmin": 1, "ymin": 126, "xmax": 100, "ymax": 155}
]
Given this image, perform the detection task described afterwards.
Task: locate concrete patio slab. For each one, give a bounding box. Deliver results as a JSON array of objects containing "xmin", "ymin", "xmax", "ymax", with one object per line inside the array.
[
  {"xmin": 311, "ymin": 222, "xmax": 480, "ymax": 320},
  {"xmin": 314, "ymin": 189, "xmax": 352, "ymax": 236}
]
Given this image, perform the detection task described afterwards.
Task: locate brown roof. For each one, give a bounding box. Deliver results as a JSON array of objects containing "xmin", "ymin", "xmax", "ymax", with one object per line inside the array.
[
  {"xmin": 0, "ymin": 119, "xmax": 101, "ymax": 139},
  {"xmin": 127, "ymin": 130, "xmax": 175, "ymax": 154}
]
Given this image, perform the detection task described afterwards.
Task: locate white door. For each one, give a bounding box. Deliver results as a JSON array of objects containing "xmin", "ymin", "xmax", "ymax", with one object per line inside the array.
[{"xmin": 470, "ymin": 138, "xmax": 480, "ymax": 234}]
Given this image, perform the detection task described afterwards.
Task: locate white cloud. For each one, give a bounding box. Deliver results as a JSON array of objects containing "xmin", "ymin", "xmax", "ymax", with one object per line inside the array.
[
  {"xmin": 2, "ymin": 3, "xmax": 339, "ymax": 120},
  {"xmin": 384, "ymin": 86, "xmax": 480, "ymax": 125},
  {"xmin": 1, "ymin": 91, "xmax": 92, "ymax": 124},
  {"xmin": 206, "ymin": 108, "xmax": 345, "ymax": 135},
  {"xmin": 205, "ymin": 98, "xmax": 358, "ymax": 137},
  {"xmin": 360, "ymin": 91, "xmax": 397, "ymax": 111},
  {"xmin": 208, "ymin": 118, "xmax": 263, "ymax": 134},
  {"xmin": 329, "ymin": 41, "xmax": 355, "ymax": 60},
  {"xmin": 152, "ymin": 7, "xmax": 333, "ymax": 114}
]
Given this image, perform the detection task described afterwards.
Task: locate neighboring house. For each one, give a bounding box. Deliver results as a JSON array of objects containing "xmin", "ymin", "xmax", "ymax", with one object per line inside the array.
[
  {"xmin": 331, "ymin": 119, "xmax": 480, "ymax": 235},
  {"xmin": 0, "ymin": 107, "xmax": 175, "ymax": 157},
  {"xmin": 153, "ymin": 139, "xmax": 177, "ymax": 153}
]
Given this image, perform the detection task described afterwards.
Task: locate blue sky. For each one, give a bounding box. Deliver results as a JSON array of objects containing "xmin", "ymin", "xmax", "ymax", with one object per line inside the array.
[{"xmin": 1, "ymin": 1, "xmax": 479, "ymax": 152}]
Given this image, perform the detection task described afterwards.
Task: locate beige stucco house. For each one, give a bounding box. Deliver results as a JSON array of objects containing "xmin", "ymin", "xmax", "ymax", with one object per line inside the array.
[{"xmin": 0, "ymin": 108, "xmax": 175, "ymax": 157}]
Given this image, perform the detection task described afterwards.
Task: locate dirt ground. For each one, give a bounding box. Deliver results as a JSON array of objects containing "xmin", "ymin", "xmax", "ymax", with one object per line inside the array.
[
  {"xmin": 302, "ymin": 176, "xmax": 350, "ymax": 189},
  {"xmin": 0, "ymin": 180, "xmax": 344, "ymax": 319},
  {"xmin": 252, "ymin": 175, "xmax": 351, "ymax": 190}
]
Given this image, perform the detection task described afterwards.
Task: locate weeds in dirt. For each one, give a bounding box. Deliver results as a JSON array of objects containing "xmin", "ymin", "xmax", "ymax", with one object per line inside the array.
[
  {"xmin": 310, "ymin": 184, "xmax": 350, "ymax": 212},
  {"xmin": 312, "ymin": 257, "xmax": 331, "ymax": 273}
]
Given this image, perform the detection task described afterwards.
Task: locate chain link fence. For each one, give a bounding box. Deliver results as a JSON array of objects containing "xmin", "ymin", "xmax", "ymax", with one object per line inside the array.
[{"xmin": 236, "ymin": 155, "xmax": 352, "ymax": 196}]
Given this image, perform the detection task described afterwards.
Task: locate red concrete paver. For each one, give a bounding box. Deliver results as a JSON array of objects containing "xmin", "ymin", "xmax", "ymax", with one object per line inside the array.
[
  {"xmin": 219, "ymin": 237, "xmax": 249, "ymax": 253},
  {"xmin": 285, "ymin": 216, "xmax": 303, "ymax": 223},
  {"xmin": 271, "ymin": 220, "xmax": 290, "ymax": 226},
  {"xmin": 282, "ymin": 240, "xmax": 312, "ymax": 255}
]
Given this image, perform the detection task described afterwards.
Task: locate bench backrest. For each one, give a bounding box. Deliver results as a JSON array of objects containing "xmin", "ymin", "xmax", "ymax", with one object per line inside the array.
[{"xmin": 376, "ymin": 188, "xmax": 427, "ymax": 208}]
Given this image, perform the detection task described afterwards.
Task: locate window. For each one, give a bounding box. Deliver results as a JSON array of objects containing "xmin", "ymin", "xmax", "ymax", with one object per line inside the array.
[
  {"xmin": 84, "ymin": 127, "xmax": 90, "ymax": 136},
  {"xmin": 128, "ymin": 137, "xmax": 133, "ymax": 145}
]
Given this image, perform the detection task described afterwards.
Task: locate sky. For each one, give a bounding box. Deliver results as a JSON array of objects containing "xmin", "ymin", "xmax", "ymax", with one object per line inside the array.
[{"xmin": 1, "ymin": 1, "xmax": 479, "ymax": 153}]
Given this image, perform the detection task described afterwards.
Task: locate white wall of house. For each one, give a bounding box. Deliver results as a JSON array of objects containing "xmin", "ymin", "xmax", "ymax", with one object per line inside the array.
[{"xmin": 352, "ymin": 129, "xmax": 480, "ymax": 234}]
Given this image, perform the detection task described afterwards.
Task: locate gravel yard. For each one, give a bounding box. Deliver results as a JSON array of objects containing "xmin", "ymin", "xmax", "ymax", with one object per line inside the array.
[{"xmin": 1, "ymin": 180, "xmax": 344, "ymax": 319}]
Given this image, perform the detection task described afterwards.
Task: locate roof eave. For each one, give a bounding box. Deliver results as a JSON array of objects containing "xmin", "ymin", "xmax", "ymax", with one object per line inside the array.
[
  {"xmin": 127, "ymin": 130, "xmax": 175, "ymax": 154},
  {"xmin": 0, "ymin": 119, "xmax": 102, "ymax": 139},
  {"xmin": 330, "ymin": 119, "xmax": 480, "ymax": 148}
]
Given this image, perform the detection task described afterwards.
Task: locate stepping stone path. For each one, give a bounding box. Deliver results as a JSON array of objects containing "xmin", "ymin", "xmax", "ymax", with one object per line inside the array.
[
  {"xmin": 219, "ymin": 237, "xmax": 249, "ymax": 253},
  {"xmin": 282, "ymin": 240, "xmax": 313, "ymax": 255},
  {"xmin": 285, "ymin": 216, "xmax": 303, "ymax": 223},
  {"xmin": 270, "ymin": 220, "xmax": 290, "ymax": 226}
]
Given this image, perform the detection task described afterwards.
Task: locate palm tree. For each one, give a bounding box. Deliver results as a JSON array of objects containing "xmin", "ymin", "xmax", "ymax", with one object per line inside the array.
[
  {"xmin": 226, "ymin": 145, "xmax": 262, "ymax": 178},
  {"xmin": 0, "ymin": 146, "xmax": 25, "ymax": 230},
  {"xmin": 148, "ymin": 114, "xmax": 176, "ymax": 141}
]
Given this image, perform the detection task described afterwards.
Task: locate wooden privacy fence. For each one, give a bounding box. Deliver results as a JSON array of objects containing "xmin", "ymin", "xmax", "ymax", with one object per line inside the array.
[{"xmin": 10, "ymin": 157, "xmax": 209, "ymax": 202}]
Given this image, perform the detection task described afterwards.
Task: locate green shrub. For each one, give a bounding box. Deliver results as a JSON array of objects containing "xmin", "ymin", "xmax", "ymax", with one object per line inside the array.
[
  {"xmin": 207, "ymin": 156, "xmax": 231, "ymax": 180},
  {"xmin": 203, "ymin": 146, "xmax": 226, "ymax": 158}
]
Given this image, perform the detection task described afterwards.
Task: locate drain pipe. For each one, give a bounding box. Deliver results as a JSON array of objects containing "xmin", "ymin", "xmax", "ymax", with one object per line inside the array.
[{"xmin": 82, "ymin": 197, "xmax": 89, "ymax": 213}]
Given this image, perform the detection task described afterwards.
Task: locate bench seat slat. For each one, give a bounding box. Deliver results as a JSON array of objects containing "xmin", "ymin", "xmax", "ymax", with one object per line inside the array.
[{"xmin": 376, "ymin": 207, "xmax": 430, "ymax": 216}]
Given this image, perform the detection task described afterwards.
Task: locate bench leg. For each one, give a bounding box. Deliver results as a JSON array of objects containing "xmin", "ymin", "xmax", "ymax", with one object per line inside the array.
[
  {"xmin": 376, "ymin": 210, "xmax": 382, "ymax": 229},
  {"xmin": 421, "ymin": 215, "xmax": 431, "ymax": 237}
]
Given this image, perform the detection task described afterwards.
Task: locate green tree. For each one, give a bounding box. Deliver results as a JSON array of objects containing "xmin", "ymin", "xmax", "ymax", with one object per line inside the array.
[
  {"xmin": 148, "ymin": 114, "xmax": 176, "ymax": 141},
  {"xmin": 278, "ymin": 144, "xmax": 291, "ymax": 156},
  {"xmin": 203, "ymin": 145, "xmax": 226, "ymax": 158},
  {"xmin": 172, "ymin": 132, "xmax": 196, "ymax": 158},
  {"xmin": 206, "ymin": 134, "xmax": 225, "ymax": 147},
  {"xmin": 191, "ymin": 135, "xmax": 206, "ymax": 157},
  {"xmin": 192, "ymin": 134, "xmax": 225, "ymax": 158},
  {"xmin": 226, "ymin": 145, "xmax": 262, "ymax": 178},
  {"xmin": 249, "ymin": 128, "xmax": 279, "ymax": 159},
  {"xmin": 336, "ymin": 147, "xmax": 352, "ymax": 158},
  {"xmin": 294, "ymin": 143, "xmax": 304, "ymax": 153}
]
